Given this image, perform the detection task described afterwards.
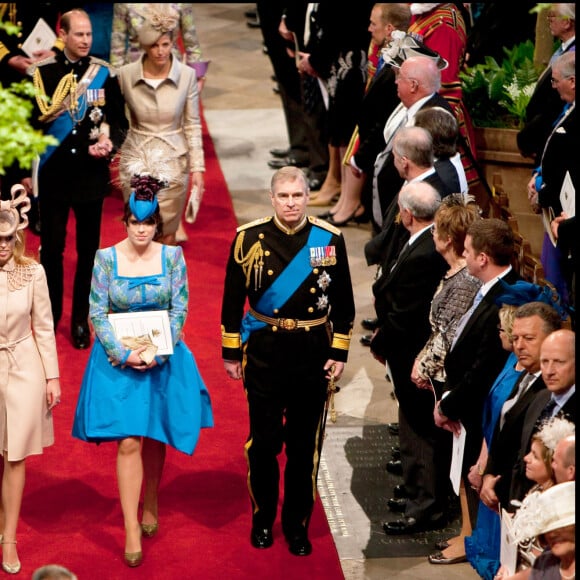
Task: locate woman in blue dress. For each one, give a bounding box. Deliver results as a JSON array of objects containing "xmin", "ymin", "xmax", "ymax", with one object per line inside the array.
[{"xmin": 72, "ymin": 173, "xmax": 213, "ymax": 567}]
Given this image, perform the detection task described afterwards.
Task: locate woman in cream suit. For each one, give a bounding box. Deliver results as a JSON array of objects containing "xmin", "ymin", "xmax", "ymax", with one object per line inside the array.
[
  {"xmin": 0, "ymin": 185, "xmax": 61, "ymax": 574},
  {"xmin": 116, "ymin": 3, "xmax": 205, "ymax": 246}
]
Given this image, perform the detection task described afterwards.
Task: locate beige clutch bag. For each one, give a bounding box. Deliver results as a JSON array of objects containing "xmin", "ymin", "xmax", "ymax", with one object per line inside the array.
[
  {"xmin": 120, "ymin": 334, "xmax": 158, "ymax": 365},
  {"xmin": 185, "ymin": 185, "xmax": 202, "ymax": 223}
]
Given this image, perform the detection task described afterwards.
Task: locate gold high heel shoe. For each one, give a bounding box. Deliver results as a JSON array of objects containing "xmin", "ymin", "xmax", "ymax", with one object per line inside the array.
[
  {"xmin": 124, "ymin": 525, "xmax": 143, "ymax": 567},
  {"xmin": 140, "ymin": 522, "xmax": 159, "ymax": 538},
  {"xmin": 1, "ymin": 540, "xmax": 21, "ymax": 575},
  {"xmin": 124, "ymin": 550, "xmax": 143, "ymax": 567}
]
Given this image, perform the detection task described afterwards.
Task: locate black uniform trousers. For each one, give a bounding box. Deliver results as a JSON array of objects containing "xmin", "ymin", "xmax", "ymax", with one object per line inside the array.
[
  {"xmin": 39, "ymin": 195, "xmax": 103, "ymax": 328},
  {"xmin": 243, "ymin": 325, "xmax": 330, "ymax": 537}
]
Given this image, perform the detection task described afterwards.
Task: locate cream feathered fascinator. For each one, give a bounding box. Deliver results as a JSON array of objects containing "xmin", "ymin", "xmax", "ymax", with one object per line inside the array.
[
  {"xmin": 381, "ymin": 30, "xmax": 448, "ymax": 70},
  {"xmin": 509, "ymin": 481, "xmax": 575, "ymax": 544},
  {"xmin": 0, "ymin": 184, "xmax": 31, "ymax": 236},
  {"xmin": 121, "ymin": 142, "xmax": 172, "ymax": 222},
  {"xmin": 535, "ymin": 416, "xmax": 575, "ymax": 453},
  {"xmin": 137, "ymin": 3, "xmax": 180, "ymax": 47}
]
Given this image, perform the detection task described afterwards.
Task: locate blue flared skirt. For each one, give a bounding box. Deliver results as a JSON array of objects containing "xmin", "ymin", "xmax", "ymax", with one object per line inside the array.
[{"xmin": 72, "ymin": 340, "xmax": 213, "ymax": 455}]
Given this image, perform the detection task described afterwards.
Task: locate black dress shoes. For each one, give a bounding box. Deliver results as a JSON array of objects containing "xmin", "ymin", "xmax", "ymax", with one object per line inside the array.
[
  {"xmin": 383, "ymin": 515, "xmax": 446, "ymax": 535},
  {"xmin": 361, "ymin": 317, "xmax": 378, "ymax": 331},
  {"xmin": 386, "ymin": 459, "xmax": 402, "ymax": 475},
  {"xmin": 387, "ymin": 497, "xmax": 407, "ymax": 512},
  {"xmin": 360, "ymin": 334, "xmax": 372, "ymax": 347},
  {"xmin": 393, "ymin": 484, "xmax": 409, "ymax": 499},
  {"xmin": 268, "ymin": 156, "xmax": 308, "ymax": 169},
  {"xmin": 428, "ymin": 551, "xmax": 467, "ymax": 564},
  {"xmin": 251, "ymin": 527, "xmax": 273, "ymax": 549},
  {"xmin": 71, "ymin": 323, "xmax": 91, "ymax": 350},
  {"xmin": 270, "ymin": 147, "xmax": 290, "ymax": 158},
  {"xmin": 286, "ymin": 533, "xmax": 312, "ymax": 556}
]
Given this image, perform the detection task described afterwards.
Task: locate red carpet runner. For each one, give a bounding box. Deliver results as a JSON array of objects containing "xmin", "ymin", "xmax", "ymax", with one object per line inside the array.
[{"xmin": 19, "ymin": 124, "xmax": 344, "ymax": 579}]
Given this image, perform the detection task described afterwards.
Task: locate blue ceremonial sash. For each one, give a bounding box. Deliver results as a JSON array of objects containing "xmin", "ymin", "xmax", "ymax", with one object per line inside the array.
[
  {"xmin": 38, "ymin": 64, "xmax": 110, "ymax": 169},
  {"xmin": 240, "ymin": 226, "xmax": 332, "ymax": 343}
]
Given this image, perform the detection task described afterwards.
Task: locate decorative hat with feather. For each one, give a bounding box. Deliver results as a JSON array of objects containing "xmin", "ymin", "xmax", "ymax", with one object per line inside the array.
[
  {"xmin": 0, "ymin": 185, "xmax": 31, "ymax": 236},
  {"xmin": 123, "ymin": 146, "xmax": 171, "ymax": 222},
  {"xmin": 381, "ymin": 30, "xmax": 448, "ymax": 70}
]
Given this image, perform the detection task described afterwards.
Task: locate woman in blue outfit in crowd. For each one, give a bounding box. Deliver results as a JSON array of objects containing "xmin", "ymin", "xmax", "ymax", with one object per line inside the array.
[{"xmin": 72, "ymin": 167, "xmax": 213, "ymax": 568}]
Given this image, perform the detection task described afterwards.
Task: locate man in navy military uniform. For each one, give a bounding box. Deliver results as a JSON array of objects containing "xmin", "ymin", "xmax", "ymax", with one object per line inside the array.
[
  {"xmin": 221, "ymin": 166, "xmax": 355, "ymax": 556},
  {"xmin": 28, "ymin": 8, "xmax": 128, "ymax": 349}
]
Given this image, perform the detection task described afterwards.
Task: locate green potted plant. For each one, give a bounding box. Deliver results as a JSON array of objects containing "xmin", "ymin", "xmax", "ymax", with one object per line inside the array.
[
  {"xmin": 461, "ymin": 39, "xmax": 546, "ymax": 257},
  {"xmin": 460, "ymin": 39, "xmax": 541, "ymax": 130}
]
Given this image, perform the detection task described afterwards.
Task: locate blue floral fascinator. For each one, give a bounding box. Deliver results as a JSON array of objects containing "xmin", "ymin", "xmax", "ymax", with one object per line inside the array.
[
  {"xmin": 129, "ymin": 173, "xmax": 167, "ymax": 222},
  {"xmin": 495, "ymin": 279, "xmax": 568, "ymax": 320}
]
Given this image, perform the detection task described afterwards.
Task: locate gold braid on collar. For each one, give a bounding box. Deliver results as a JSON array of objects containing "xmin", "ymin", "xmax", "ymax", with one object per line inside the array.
[{"xmin": 234, "ymin": 231, "xmax": 264, "ymax": 290}]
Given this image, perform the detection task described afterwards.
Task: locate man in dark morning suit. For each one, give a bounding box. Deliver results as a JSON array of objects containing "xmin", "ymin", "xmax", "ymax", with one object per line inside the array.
[
  {"xmin": 516, "ymin": 3, "xmax": 575, "ymax": 162},
  {"xmin": 364, "ymin": 124, "xmax": 456, "ymax": 273},
  {"xmin": 365, "ymin": 54, "xmax": 454, "ymax": 276},
  {"xmin": 27, "ymin": 9, "xmax": 128, "ymax": 349},
  {"xmin": 220, "ymin": 166, "xmax": 355, "ymax": 556},
  {"xmin": 370, "ymin": 48, "xmax": 450, "ymax": 233},
  {"xmin": 510, "ymin": 328, "xmax": 576, "ymax": 503},
  {"xmin": 435, "ymin": 218, "xmax": 520, "ymax": 526},
  {"xmin": 370, "ymin": 181, "xmax": 449, "ymax": 535},
  {"xmin": 528, "ymin": 51, "xmax": 576, "ymax": 313},
  {"xmin": 479, "ymin": 302, "xmax": 563, "ymax": 515}
]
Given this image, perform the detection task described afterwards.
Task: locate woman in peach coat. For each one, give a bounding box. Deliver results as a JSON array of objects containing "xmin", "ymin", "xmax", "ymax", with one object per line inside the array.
[{"xmin": 0, "ymin": 185, "xmax": 61, "ymax": 574}]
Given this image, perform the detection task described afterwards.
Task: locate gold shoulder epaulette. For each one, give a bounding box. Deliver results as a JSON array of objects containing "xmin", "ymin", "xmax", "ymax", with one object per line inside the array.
[
  {"xmin": 236, "ymin": 216, "xmax": 272, "ymax": 232},
  {"xmin": 90, "ymin": 56, "xmax": 118, "ymax": 76},
  {"xmin": 308, "ymin": 215, "xmax": 340, "ymax": 236},
  {"xmin": 27, "ymin": 55, "xmax": 57, "ymax": 74},
  {"xmin": 89, "ymin": 56, "xmax": 113, "ymax": 69}
]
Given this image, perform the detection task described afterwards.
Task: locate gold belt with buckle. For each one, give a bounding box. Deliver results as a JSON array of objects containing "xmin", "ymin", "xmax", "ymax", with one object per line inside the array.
[{"xmin": 249, "ymin": 308, "xmax": 327, "ymax": 331}]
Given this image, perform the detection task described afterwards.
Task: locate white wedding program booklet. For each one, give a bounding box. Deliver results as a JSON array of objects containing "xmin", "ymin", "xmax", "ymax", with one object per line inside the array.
[
  {"xmin": 108, "ymin": 310, "xmax": 174, "ymax": 355},
  {"xmin": 21, "ymin": 18, "xmax": 57, "ymax": 58}
]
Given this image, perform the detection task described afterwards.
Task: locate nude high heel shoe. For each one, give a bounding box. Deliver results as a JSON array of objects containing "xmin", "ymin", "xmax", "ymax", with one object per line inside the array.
[{"xmin": 1, "ymin": 540, "xmax": 21, "ymax": 575}]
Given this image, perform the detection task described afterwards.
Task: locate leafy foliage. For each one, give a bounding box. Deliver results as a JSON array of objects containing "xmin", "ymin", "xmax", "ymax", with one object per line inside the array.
[
  {"xmin": 0, "ymin": 20, "xmax": 58, "ymax": 176},
  {"xmin": 0, "ymin": 80, "xmax": 58, "ymax": 174},
  {"xmin": 460, "ymin": 40, "xmax": 542, "ymax": 129}
]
